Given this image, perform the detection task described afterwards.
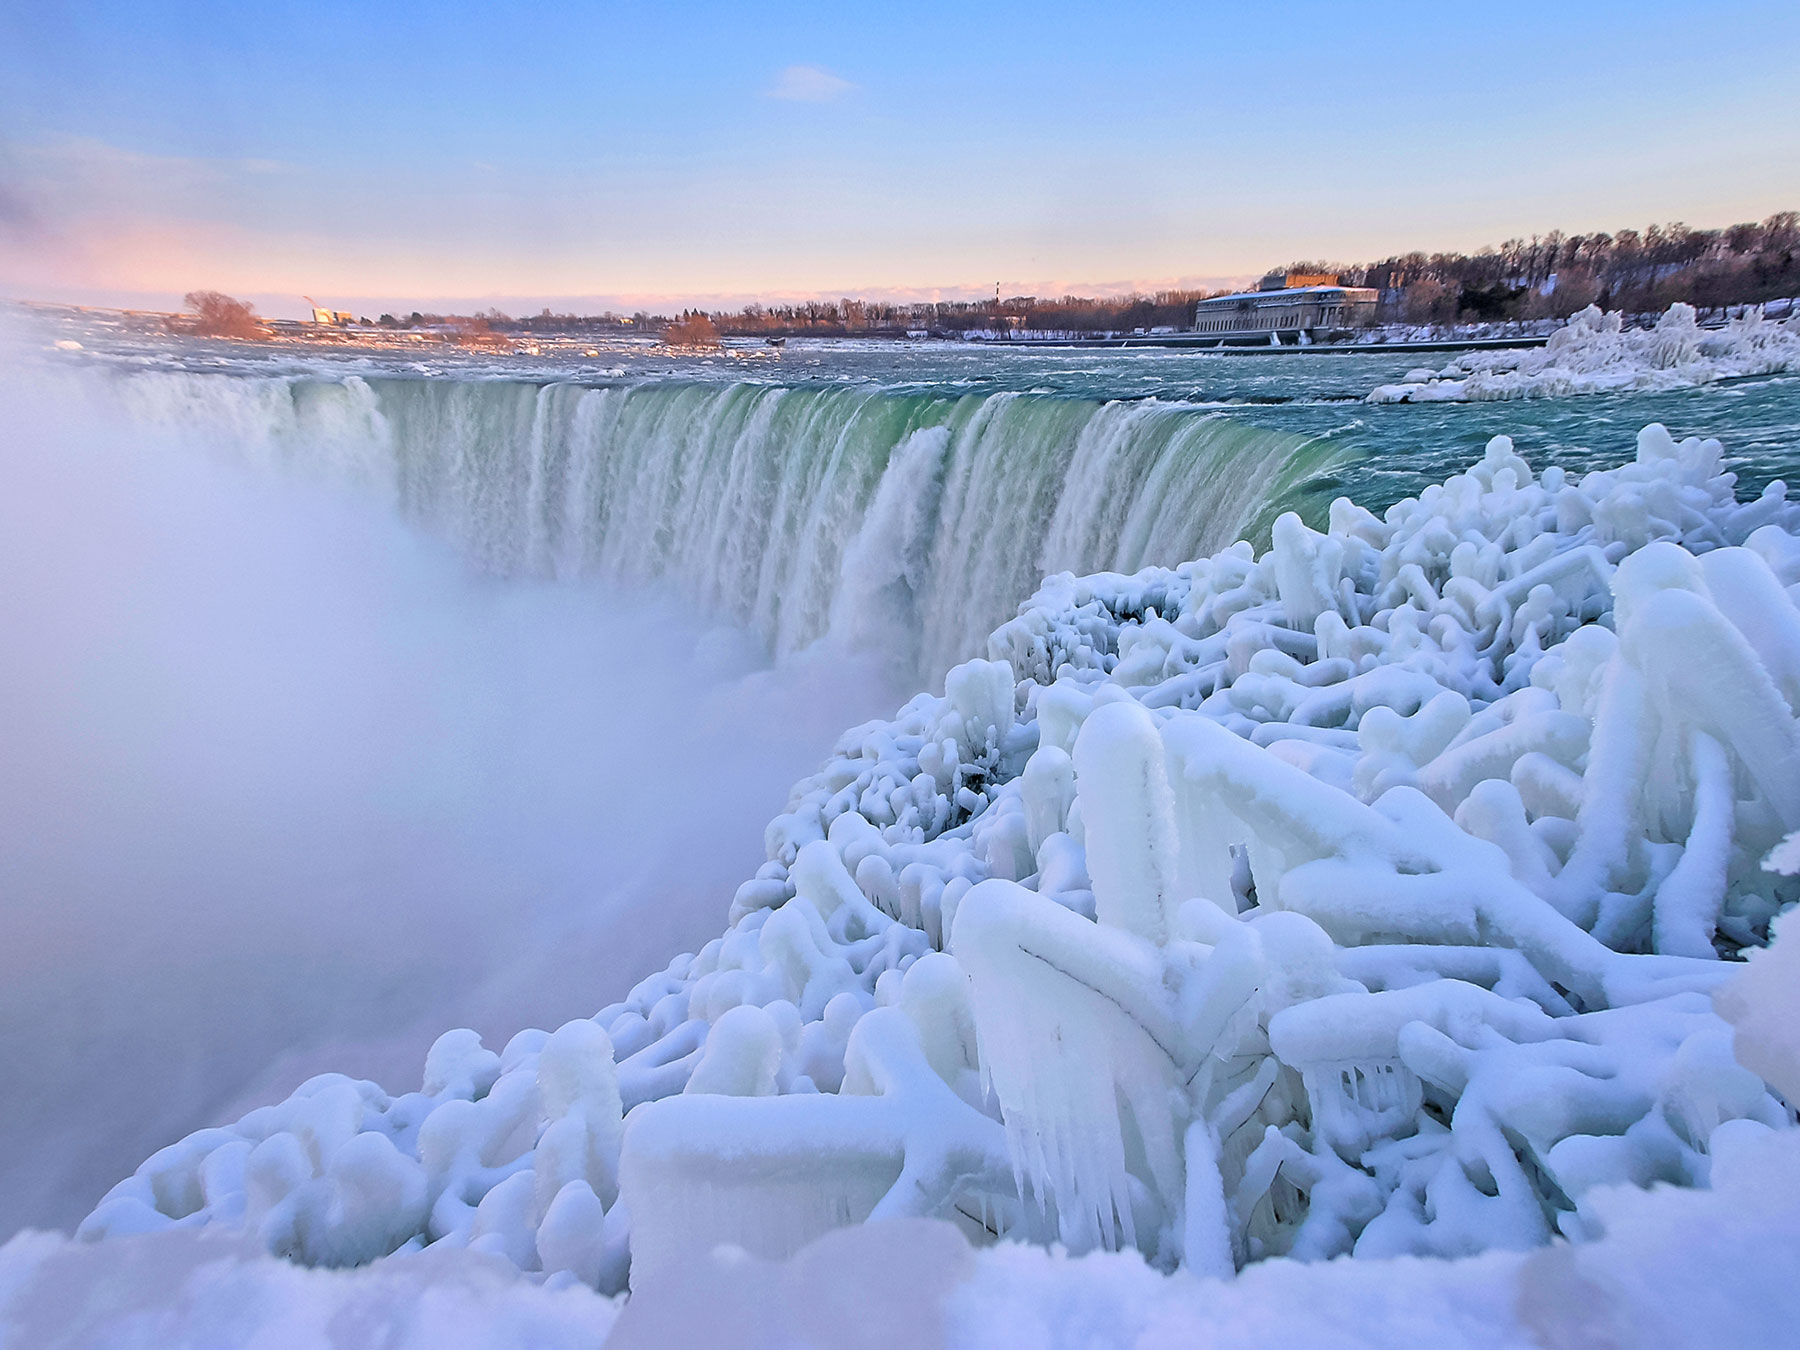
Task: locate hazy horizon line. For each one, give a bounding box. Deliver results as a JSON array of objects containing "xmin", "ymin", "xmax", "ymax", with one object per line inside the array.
[{"xmin": 5, "ymin": 272, "xmax": 1263, "ymax": 322}]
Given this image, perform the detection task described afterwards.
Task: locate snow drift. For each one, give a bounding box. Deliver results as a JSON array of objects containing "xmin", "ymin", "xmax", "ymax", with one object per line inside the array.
[
  {"xmin": 17, "ymin": 1121, "xmax": 1800, "ymax": 1350},
  {"xmin": 1368, "ymin": 303, "xmax": 1800, "ymax": 404},
  {"xmin": 69, "ymin": 421, "xmax": 1800, "ymax": 1301}
]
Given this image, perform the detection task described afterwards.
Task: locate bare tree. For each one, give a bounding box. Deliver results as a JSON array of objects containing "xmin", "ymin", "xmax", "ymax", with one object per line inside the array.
[
  {"xmin": 1401, "ymin": 279, "xmax": 1454, "ymax": 324},
  {"xmin": 1765, "ymin": 211, "xmax": 1800, "ymax": 253},
  {"xmin": 663, "ymin": 312, "xmax": 720, "ymax": 348},
  {"xmin": 180, "ymin": 290, "xmax": 263, "ymax": 339},
  {"xmin": 1522, "ymin": 268, "xmax": 1601, "ymax": 320},
  {"xmin": 448, "ymin": 316, "xmax": 515, "ymax": 351}
]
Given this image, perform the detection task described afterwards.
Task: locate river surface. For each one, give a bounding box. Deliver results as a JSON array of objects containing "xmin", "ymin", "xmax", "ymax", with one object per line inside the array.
[{"xmin": 44, "ymin": 318, "xmax": 1800, "ymax": 686}]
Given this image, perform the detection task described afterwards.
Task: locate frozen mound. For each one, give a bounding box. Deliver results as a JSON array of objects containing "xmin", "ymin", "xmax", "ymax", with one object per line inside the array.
[
  {"xmin": 77, "ymin": 423, "xmax": 1800, "ymax": 1296},
  {"xmin": 1368, "ymin": 302, "xmax": 1800, "ymax": 403},
  {"xmin": 0, "ymin": 1227, "xmax": 622, "ymax": 1348},
  {"xmin": 26, "ymin": 1117, "xmax": 1800, "ymax": 1347}
]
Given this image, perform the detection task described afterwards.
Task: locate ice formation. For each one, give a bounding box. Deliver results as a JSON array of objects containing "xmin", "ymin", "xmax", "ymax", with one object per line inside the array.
[
  {"xmin": 1368, "ymin": 303, "xmax": 1800, "ymax": 403},
  {"xmin": 77, "ymin": 422, "xmax": 1800, "ymax": 1295}
]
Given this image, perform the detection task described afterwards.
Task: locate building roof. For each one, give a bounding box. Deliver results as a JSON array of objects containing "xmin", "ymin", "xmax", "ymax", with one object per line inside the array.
[{"xmin": 1196, "ymin": 284, "xmax": 1378, "ymax": 307}]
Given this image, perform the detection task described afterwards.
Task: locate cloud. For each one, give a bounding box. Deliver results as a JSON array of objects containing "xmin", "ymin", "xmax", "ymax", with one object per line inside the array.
[
  {"xmin": 766, "ymin": 64, "xmax": 853, "ymax": 103},
  {"xmin": 17, "ymin": 135, "xmax": 289, "ymax": 188}
]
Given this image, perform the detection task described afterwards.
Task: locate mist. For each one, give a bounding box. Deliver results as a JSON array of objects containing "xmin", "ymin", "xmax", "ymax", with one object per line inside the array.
[{"xmin": 0, "ymin": 352, "xmax": 901, "ymax": 1238}]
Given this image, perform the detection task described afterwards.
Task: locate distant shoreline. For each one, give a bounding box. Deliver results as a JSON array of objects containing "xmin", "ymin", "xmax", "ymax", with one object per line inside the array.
[
  {"xmin": 966, "ymin": 333, "xmax": 1555, "ymax": 355},
  {"xmin": 17, "ymin": 295, "xmax": 1796, "ymax": 364}
]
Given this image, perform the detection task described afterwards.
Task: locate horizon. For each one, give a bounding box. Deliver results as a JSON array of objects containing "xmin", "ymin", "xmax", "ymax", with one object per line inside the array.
[
  {"xmin": 5, "ymin": 1, "xmax": 1798, "ymax": 320},
  {"xmin": 5, "ymin": 270, "xmax": 1264, "ymax": 322}
]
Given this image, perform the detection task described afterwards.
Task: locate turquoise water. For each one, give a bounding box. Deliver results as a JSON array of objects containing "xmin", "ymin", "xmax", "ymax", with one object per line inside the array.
[
  {"xmin": 48, "ymin": 318, "xmax": 1800, "ymax": 678},
  {"xmin": 65, "ymin": 322, "xmax": 1800, "ymax": 508},
  {"xmin": 751, "ymin": 340, "xmax": 1800, "ymax": 512}
]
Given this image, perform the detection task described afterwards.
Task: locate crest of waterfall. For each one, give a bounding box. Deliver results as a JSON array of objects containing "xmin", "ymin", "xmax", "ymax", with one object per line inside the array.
[{"xmin": 113, "ymin": 371, "xmax": 1343, "ymax": 685}]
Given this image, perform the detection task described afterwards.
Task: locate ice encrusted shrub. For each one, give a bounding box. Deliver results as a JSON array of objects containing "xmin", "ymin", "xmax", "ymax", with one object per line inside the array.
[
  {"xmin": 80, "ymin": 424, "xmax": 1800, "ymax": 1290},
  {"xmin": 1369, "ymin": 302, "xmax": 1800, "ymax": 403}
]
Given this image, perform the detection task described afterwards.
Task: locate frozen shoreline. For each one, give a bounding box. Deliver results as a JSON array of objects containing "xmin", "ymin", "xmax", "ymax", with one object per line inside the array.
[
  {"xmin": 13, "ymin": 420, "xmax": 1800, "ymax": 1343},
  {"xmin": 1368, "ymin": 302, "xmax": 1800, "ymax": 403}
]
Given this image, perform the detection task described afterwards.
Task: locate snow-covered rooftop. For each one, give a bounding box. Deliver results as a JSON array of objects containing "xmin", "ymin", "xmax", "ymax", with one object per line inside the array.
[{"xmin": 1196, "ymin": 284, "xmax": 1377, "ymax": 306}]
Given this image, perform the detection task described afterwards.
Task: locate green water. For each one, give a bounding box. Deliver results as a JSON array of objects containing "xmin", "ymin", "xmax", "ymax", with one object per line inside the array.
[{"xmin": 65, "ymin": 320, "xmax": 1800, "ymax": 681}]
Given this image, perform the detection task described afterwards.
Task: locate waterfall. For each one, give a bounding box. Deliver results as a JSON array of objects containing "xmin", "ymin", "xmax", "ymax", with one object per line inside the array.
[{"xmin": 113, "ymin": 371, "xmax": 1348, "ymax": 684}]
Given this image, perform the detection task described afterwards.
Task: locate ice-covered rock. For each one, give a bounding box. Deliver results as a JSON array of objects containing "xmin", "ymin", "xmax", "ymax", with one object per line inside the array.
[
  {"xmin": 78, "ymin": 422, "xmax": 1800, "ymax": 1290},
  {"xmin": 1368, "ymin": 303, "xmax": 1800, "ymax": 403}
]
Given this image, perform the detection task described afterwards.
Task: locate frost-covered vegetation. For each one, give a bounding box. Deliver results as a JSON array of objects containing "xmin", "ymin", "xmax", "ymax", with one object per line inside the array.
[
  {"xmin": 72, "ymin": 422, "xmax": 1800, "ymax": 1302},
  {"xmin": 1369, "ymin": 302, "xmax": 1800, "ymax": 403}
]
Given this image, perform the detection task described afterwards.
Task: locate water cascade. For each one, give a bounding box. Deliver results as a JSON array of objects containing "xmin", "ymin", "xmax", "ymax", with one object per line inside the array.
[{"xmin": 116, "ymin": 372, "xmax": 1346, "ymax": 683}]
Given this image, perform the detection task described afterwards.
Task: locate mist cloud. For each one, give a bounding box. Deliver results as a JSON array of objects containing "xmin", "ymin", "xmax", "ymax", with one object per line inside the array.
[{"xmin": 0, "ymin": 344, "xmax": 898, "ymax": 1236}]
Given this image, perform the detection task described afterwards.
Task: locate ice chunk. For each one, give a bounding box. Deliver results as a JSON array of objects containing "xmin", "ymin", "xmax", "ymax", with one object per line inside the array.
[
  {"xmin": 1072, "ymin": 701, "xmax": 1179, "ymax": 942},
  {"xmin": 685, "ymin": 1004, "xmax": 784, "ymax": 1097},
  {"xmin": 1366, "ymin": 303, "xmax": 1800, "ymax": 404}
]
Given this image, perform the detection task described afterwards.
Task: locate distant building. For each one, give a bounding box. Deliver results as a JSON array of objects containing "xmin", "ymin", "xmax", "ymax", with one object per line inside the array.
[
  {"xmin": 1193, "ymin": 281, "xmax": 1378, "ymax": 342},
  {"xmin": 309, "ymin": 305, "xmax": 355, "ymax": 326}
]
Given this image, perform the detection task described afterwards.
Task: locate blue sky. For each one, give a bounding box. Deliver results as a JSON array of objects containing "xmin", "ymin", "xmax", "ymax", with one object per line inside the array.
[{"xmin": 3, "ymin": 0, "xmax": 1797, "ymax": 316}]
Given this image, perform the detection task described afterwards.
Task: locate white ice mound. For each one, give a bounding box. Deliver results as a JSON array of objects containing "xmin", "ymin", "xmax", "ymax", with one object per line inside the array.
[
  {"xmin": 80, "ymin": 424, "xmax": 1800, "ymax": 1291},
  {"xmin": 1368, "ymin": 302, "xmax": 1800, "ymax": 403}
]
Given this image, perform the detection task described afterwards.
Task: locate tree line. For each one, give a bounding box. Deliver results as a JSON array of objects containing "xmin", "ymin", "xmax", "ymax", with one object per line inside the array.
[
  {"xmin": 1304, "ymin": 211, "xmax": 1800, "ymax": 325},
  {"xmin": 170, "ymin": 209, "xmax": 1798, "ymax": 343},
  {"xmin": 701, "ymin": 291, "xmax": 1209, "ymax": 337},
  {"xmin": 675, "ymin": 212, "xmax": 1800, "ymax": 335}
]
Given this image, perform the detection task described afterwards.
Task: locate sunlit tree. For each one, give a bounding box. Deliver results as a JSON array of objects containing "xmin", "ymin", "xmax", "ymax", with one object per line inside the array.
[{"xmin": 181, "ymin": 290, "xmax": 263, "ymax": 339}]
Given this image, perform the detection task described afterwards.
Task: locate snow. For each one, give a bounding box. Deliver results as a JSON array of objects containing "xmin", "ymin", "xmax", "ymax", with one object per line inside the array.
[
  {"xmin": 11, "ymin": 1121, "xmax": 1800, "ymax": 1346},
  {"xmin": 1368, "ymin": 303, "xmax": 1800, "ymax": 403},
  {"xmin": 950, "ymin": 1120, "xmax": 1800, "ymax": 1349},
  {"xmin": 0, "ymin": 1228, "xmax": 621, "ymax": 1348},
  {"xmin": 17, "ymin": 416, "xmax": 1800, "ymax": 1340},
  {"xmin": 1717, "ymin": 907, "xmax": 1800, "ymax": 1105}
]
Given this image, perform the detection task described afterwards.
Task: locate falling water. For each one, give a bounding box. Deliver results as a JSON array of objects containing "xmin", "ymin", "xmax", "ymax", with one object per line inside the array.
[{"xmin": 116, "ymin": 372, "xmax": 1348, "ymax": 683}]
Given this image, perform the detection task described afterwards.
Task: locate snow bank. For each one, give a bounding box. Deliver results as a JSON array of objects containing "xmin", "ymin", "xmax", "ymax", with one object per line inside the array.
[
  {"xmin": 68, "ymin": 422, "xmax": 1800, "ymax": 1307},
  {"xmin": 947, "ymin": 1121, "xmax": 1800, "ymax": 1349},
  {"xmin": 1368, "ymin": 303, "xmax": 1800, "ymax": 403},
  {"xmin": 0, "ymin": 1228, "xmax": 619, "ymax": 1347},
  {"xmin": 14, "ymin": 1116, "xmax": 1800, "ymax": 1346}
]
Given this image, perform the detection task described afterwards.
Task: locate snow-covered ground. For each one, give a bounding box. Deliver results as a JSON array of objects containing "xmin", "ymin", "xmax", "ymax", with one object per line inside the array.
[
  {"xmin": 8, "ymin": 1117, "xmax": 1800, "ymax": 1348},
  {"xmin": 11, "ymin": 418, "xmax": 1800, "ymax": 1344},
  {"xmin": 1368, "ymin": 303, "xmax": 1800, "ymax": 403}
]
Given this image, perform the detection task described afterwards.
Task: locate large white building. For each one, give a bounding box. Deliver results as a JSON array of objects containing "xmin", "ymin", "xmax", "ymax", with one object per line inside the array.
[{"xmin": 1193, "ymin": 274, "xmax": 1378, "ymax": 342}]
